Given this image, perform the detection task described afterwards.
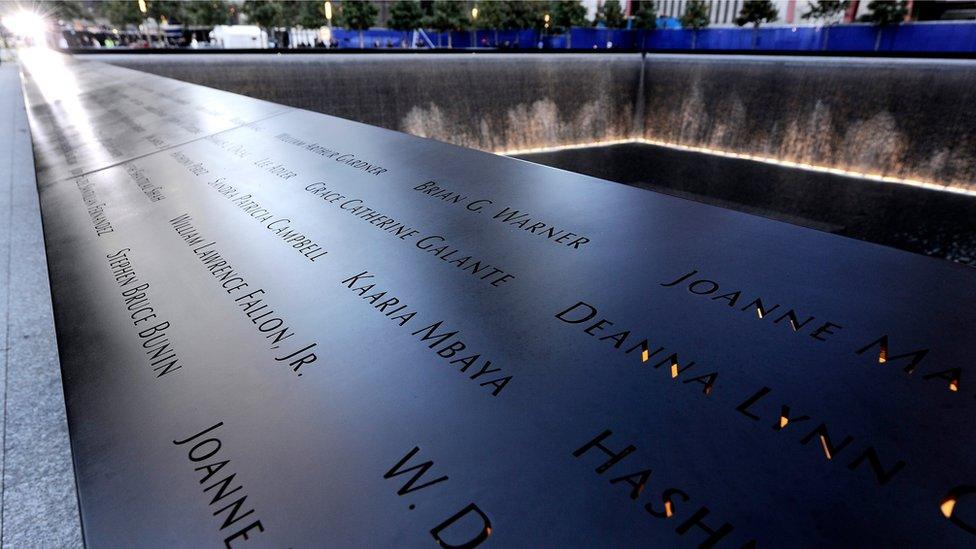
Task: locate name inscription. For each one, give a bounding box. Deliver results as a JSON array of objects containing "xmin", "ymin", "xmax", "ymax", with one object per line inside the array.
[
  {"xmin": 414, "ymin": 181, "xmax": 591, "ymax": 250},
  {"xmin": 306, "ymin": 183, "xmax": 516, "ymax": 288},
  {"xmin": 105, "ymin": 248, "xmax": 183, "ymax": 378},
  {"xmin": 275, "ymin": 132, "xmax": 388, "ymax": 175},
  {"xmin": 174, "ymin": 422, "xmax": 265, "ymax": 548},
  {"xmin": 342, "ymin": 270, "xmax": 513, "ymax": 396},
  {"xmin": 170, "ymin": 214, "xmax": 319, "ymax": 376}
]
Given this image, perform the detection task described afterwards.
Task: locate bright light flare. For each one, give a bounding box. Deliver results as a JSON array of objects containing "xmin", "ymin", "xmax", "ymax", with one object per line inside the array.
[
  {"xmin": 941, "ymin": 496, "xmax": 956, "ymax": 518},
  {"xmin": 2, "ymin": 10, "xmax": 49, "ymax": 47},
  {"xmin": 819, "ymin": 435, "xmax": 833, "ymax": 460},
  {"xmin": 499, "ymin": 138, "xmax": 976, "ymax": 198}
]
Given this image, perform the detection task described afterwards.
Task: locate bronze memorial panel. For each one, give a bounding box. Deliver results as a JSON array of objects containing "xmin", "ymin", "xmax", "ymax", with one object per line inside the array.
[{"xmin": 18, "ymin": 50, "xmax": 976, "ymax": 547}]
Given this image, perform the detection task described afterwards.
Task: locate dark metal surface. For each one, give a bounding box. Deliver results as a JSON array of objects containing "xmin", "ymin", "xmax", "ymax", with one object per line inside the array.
[
  {"xmin": 87, "ymin": 52, "xmax": 976, "ymax": 194},
  {"xmin": 19, "ymin": 50, "xmax": 976, "ymax": 547},
  {"xmin": 67, "ymin": 47, "xmax": 976, "ymax": 60},
  {"xmin": 515, "ymin": 143, "xmax": 976, "ymax": 266}
]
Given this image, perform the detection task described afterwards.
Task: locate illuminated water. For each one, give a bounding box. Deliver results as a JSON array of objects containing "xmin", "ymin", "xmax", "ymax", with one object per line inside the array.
[
  {"xmin": 86, "ymin": 52, "xmax": 976, "ymax": 263},
  {"xmin": 92, "ymin": 53, "xmax": 976, "ymax": 194},
  {"xmin": 515, "ymin": 143, "xmax": 976, "ymax": 266}
]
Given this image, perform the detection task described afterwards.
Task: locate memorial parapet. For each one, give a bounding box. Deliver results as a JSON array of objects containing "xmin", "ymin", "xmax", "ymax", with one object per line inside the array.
[{"xmin": 18, "ymin": 50, "xmax": 976, "ymax": 547}]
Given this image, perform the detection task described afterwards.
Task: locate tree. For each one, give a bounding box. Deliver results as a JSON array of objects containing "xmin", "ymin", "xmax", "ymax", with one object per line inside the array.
[
  {"xmin": 506, "ymin": 0, "xmax": 546, "ymax": 30},
  {"xmin": 242, "ymin": 0, "xmax": 280, "ymax": 30},
  {"xmin": 242, "ymin": 1, "xmax": 306, "ymax": 46},
  {"xmin": 295, "ymin": 0, "xmax": 327, "ymax": 28},
  {"xmin": 594, "ymin": 0, "xmax": 625, "ymax": 28},
  {"xmin": 859, "ymin": 0, "xmax": 907, "ymax": 51},
  {"xmin": 388, "ymin": 0, "xmax": 423, "ymax": 45},
  {"xmin": 99, "ymin": 0, "xmax": 145, "ymax": 28},
  {"xmin": 341, "ymin": 0, "xmax": 378, "ymax": 48},
  {"xmin": 681, "ymin": 0, "xmax": 709, "ymax": 49},
  {"xmin": 736, "ymin": 0, "xmax": 778, "ymax": 27},
  {"xmin": 184, "ymin": 1, "xmax": 233, "ymax": 26},
  {"xmin": 859, "ymin": 0, "xmax": 907, "ymax": 25},
  {"xmin": 425, "ymin": 0, "xmax": 466, "ymax": 48},
  {"xmin": 276, "ymin": 1, "xmax": 304, "ymax": 28},
  {"xmin": 551, "ymin": 0, "xmax": 587, "ymax": 31},
  {"xmin": 735, "ymin": 0, "xmax": 777, "ymax": 48},
  {"xmin": 480, "ymin": 1, "xmax": 510, "ymax": 45},
  {"xmin": 801, "ymin": 1, "xmax": 847, "ymax": 50},
  {"xmin": 632, "ymin": 1, "xmax": 657, "ymax": 30},
  {"xmin": 40, "ymin": 1, "xmax": 88, "ymax": 22},
  {"xmin": 593, "ymin": 1, "xmax": 606, "ymax": 26},
  {"xmin": 551, "ymin": 0, "xmax": 587, "ymax": 47},
  {"xmin": 681, "ymin": 0, "xmax": 709, "ymax": 28},
  {"xmin": 241, "ymin": 0, "xmax": 280, "ymax": 47},
  {"xmin": 803, "ymin": 0, "xmax": 848, "ymax": 21},
  {"xmin": 147, "ymin": 0, "xmax": 188, "ymax": 25}
]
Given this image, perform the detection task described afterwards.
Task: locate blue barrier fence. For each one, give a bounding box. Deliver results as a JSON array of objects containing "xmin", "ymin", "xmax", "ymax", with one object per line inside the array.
[
  {"xmin": 640, "ymin": 23, "xmax": 976, "ymax": 52},
  {"xmin": 328, "ymin": 22, "xmax": 976, "ymax": 52}
]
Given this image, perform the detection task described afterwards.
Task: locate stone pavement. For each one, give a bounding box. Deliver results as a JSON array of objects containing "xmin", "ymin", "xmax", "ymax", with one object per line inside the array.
[{"xmin": 0, "ymin": 59, "xmax": 81, "ymax": 547}]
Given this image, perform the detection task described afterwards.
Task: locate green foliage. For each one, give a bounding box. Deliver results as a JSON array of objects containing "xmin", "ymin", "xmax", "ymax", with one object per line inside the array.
[
  {"xmin": 506, "ymin": 0, "xmax": 547, "ymax": 30},
  {"xmin": 388, "ymin": 0, "xmax": 423, "ymax": 31},
  {"xmin": 802, "ymin": 0, "xmax": 848, "ymax": 22},
  {"xmin": 98, "ymin": 0, "xmax": 144, "ymax": 27},
  {"xmin": 242, "ymin": 0, "xmax": 280, "ymax": 29},
  {"xmin": 479, "ymin": 1, "xmax": 509, "ymax": 30},
  {"xmin": 274, "ymin": 1, "xmax": 302, "ymax": 27},
  {"xmin": 37, "ymin": 1, "xmax": 88, "ymax": 21},
  {"xmin": 340, "ymin": 0, "xmax": 378, "ymax": 30},
  {"xmin": 603, "ymin": 0, "xmax": 625, "ymax": 28},
  {"xmin": 425, "ymin": 0, "xmax": 467, "ymax": 32},
  {"xmin": 294, "ymin": 0, "xmax": 327, "ymax": 27},
  {"xmin": 594, "ymin": 0, "xmax": 625, "ymax": 28},
  {"xmin": 593, "ymin": 1, "xmax": 605, "ymax": 26},
  {"xmin": 183, "ymin": 1, "xmax": 234, "ymax": 26},
  {"xmin": 550, "ymin": 0, "xmax": 587, "ymax": 32},
  {"xmin": 147, "ymin": 1, "xmax": 188, "ymax": 23},
  {"xmin": 632, "ymin": 0, "xmax": 657, "ymax": 30},
  {"xmin": 680, "ymin": 0, "xmax": 709, "ymax": 29},
  {"xmin": 859, "ymin": 0, "xmax": 907, "ymax": 26},
  {"xmin": 735, "ymin": 0, "xmax": 778, "ymax": 28}
]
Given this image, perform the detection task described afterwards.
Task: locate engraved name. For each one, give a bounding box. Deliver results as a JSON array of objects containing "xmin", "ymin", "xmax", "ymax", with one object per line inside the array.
[
  {"xmin": 275, "ymin": 133, "xmax": 388, "ymax": 175},
  {"xmin": 170, "ymin": 214, "xmax": 319, "ymax": 376},
  {"xmin": 173, "ymin": 422, "xmax": 265, "ymax": 547},
  {"xmin": 342, "ymin": 270, "xmax": 512, "ymax": 396},
  {"xmin": 75, "ymin": 176, "xmax": 114, "ymax": 236},
  {"xmin": 106, "ymin": 248, "xmax": 183, "ymax": 378}
]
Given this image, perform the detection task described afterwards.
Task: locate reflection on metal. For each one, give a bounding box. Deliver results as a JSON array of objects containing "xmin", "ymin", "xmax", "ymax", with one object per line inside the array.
[
  {"xmin": 19, "ymin": 50, "xmax": 976, "ymax": 546},
  {"xmin": 499, "ymin": 138, "xmax": 976, "ymax": 198},
  {"xmin": 819, "ymin": 436, "xmax": 834, "ymax": 460},
  {"xmin": 942, "ymin": 496, "xmax": 957, "ymax": 519},
  {"xmin": 496, "ymin": 139, "xmax": 637, "ymax": 157},
  {"xmin": 21, "ymin": 48, "xmax": 106, "ymax": 167}
]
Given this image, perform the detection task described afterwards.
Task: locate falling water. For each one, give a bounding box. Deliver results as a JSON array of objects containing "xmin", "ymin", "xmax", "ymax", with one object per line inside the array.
[{"xmin": 94, "ymin": 52, "xmax": 976, "ymax": 192}]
